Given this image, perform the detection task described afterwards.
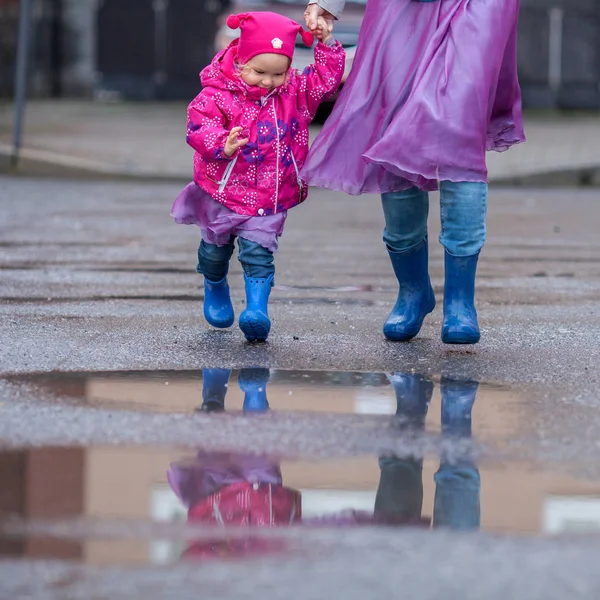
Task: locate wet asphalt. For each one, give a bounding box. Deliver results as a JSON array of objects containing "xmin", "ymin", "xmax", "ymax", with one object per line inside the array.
[{"xmin": 1, "ymin": 176, "xmax": 600, "ymax": 598}]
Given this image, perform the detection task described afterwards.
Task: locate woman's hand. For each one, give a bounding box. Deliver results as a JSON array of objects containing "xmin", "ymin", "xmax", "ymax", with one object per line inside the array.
[
  {"xmin": 314, "ymin": 16, "xmax": 333, "ymax": 43},
  {"xmin": 224, "ymin": 126, "xmax": 249, "ymax": 157},
  {"xmin": 304, "ymin": 3, "xmax": 334, "ymax": 37}
]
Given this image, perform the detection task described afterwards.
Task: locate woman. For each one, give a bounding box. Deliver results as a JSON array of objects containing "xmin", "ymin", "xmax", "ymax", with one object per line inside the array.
[{"xmin": 303, "ymin": 0, "xmax": 525, "ymax": 344}]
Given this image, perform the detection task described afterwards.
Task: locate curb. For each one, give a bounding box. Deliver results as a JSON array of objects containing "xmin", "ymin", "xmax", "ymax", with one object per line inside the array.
[{"xmin": 2, "ymin": 145, "xmax": 600, "ymax": 188}]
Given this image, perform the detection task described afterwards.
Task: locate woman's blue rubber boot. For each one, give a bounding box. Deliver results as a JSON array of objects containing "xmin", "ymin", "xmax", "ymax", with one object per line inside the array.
[
  {"xmin": 203, "ymin": 276, "xmax": 234, "ymax": 329},
  {"xmin": 239, "ymin": 274, "xmax": 273, "ymax": 342},
  {"xmin": 240, "ymin": 368, "xmax": 270, "ymax": 412},
  {"xmin": 383, "ymin": 239, "xmax": 436, "ymax": 341},
  {"xmin": 441, "ymin": 251, "xmax": 480, "ymax": 344}
]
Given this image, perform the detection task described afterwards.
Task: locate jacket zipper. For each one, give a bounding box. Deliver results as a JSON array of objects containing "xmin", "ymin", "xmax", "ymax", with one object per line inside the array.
[
  {"xmin": 289, "ymin": 149, "xmax": 303, "ymax": 187},
  {"xmin": 218, "ymin": 155, "xmax": 238, "ymax": 193}
]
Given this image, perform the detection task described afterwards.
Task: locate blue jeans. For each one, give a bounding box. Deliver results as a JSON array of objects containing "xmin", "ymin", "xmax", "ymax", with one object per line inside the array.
[
  {"xmin": 197, "ymin": 237, "xmax": 274, "ymax": 281},
  {"xmin": 433, "ymin": 463, "xmax": 481, "ymax": 530},
  {"xmin": 381, "ymin": 181, "xmax": 488, "ymax": 257}
]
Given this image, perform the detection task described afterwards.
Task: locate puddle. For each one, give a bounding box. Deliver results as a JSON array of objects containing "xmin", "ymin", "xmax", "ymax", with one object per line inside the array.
[
  {"xmin": 2, "ymin": 368, "xmax": 600, "ymax": 566},
  {"xmin": 6, "ymin": 369, "xmax": 513, "ymax": 422}
]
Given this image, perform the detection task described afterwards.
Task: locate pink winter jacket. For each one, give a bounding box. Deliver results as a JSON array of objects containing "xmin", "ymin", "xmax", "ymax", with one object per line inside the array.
[{"xmin": 186, "ymin": 38, "xmax": 345, "ymax": 217}]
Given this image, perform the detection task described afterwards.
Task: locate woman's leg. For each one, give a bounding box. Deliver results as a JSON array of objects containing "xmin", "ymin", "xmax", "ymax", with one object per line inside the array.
[
  {"xmin": 381, "ymin": 187, "xmax": 435, "ymax": 341},
  {"xmin": 237, "ymin": 237, "xmax": 275, "ymax": 342},
  {"xmin": 439, "ymin": 181, "xmax": 487, "ymax": 344}
]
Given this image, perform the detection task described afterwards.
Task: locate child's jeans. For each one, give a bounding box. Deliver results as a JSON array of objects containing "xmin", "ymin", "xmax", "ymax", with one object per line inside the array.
[
  {"xmin": 197, "ymin": 237, "xmax": 274, "ymax": 281},
  {"xmin": 381, "ymin": 181, "xmax": 488, "ymax": 257}
]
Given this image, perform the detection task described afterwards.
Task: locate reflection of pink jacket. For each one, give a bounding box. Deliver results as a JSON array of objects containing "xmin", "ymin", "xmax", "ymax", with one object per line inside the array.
[
  {"xmin": 186, "ymin": 38, "xmax": 345, "ymax": 217},
  {"xmin": 169, "ymin": 452, "xmax": 430, "ymax": 561}
]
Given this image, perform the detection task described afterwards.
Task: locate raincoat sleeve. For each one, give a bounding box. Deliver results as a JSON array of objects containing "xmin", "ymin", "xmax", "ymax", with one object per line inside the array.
[
  {"xmin": 307, "ymin": 0, "xmax": 345, "ymax": 18},
  {"xmin": 186, "ymin": 90, "xmax": 232, "ymax": 162},
  {"xmin": 296, "ymin": 40, "xmax": 346, "ymax": 117}
]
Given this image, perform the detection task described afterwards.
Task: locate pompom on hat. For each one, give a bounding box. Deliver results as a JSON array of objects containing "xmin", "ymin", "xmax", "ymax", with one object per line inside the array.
[{"xmin": 227, "ymin": 11, "xmax": 314, "ymax": 64}]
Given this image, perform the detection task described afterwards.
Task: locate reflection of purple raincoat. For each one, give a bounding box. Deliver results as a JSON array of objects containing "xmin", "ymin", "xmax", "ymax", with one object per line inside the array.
[{"xmin": 302, "ymin": 0, "xmax": 525, "ymax": 194}]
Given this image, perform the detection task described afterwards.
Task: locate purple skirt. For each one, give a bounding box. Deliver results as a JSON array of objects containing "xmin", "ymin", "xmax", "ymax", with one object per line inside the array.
[
  {"xmin": 171, "ymin": 183, "xmax": 287, "ymax": 253},
  {"xmin": 302, "ymin": 0, "xmax": 525, "ymax": 194}
]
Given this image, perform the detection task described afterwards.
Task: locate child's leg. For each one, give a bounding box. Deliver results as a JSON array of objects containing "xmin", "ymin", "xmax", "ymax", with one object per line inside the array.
[
  {"xmin": 439, "ymin": 181, "xmax": 487, "ymax": 344},
  {"xmin": 197, "ymin": 239, "xmax": 235, "ymax": 329},
  {"xmin": 380, "ymin": 188, "xmax": 435, "ymax": 342},
  {"xmin": 197, "ymin": 239, "xmax": 235, "ymax": 282},
  {"xmin": 236, "ymin": 237, "xmax": 275, "ymax": 279},
  {"xmin": 237, "ymin": 238, "xmax": 275, "ymax": 342}
]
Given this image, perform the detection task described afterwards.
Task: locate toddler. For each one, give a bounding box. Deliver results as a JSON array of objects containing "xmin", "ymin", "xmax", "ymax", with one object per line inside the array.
[{"xmin": 171, "ymin": 11, "xmax": 345, "ymax": 341}]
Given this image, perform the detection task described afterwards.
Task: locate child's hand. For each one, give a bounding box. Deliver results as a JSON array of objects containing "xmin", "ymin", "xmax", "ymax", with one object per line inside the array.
[
  {"xmin": 314, "ymin": 15, "xmax": 333, "ymax": 43},
  {"xmin": 224, "ymin": 126, "xmax": 249, "ymax": 157}
]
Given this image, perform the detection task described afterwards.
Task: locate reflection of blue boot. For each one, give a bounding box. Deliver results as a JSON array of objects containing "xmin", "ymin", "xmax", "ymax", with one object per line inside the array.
[
  {"xmin": 376, "ymin": 373, "xmax": 432, "ymax": 523},
  {"xmin": 442, "ymin": 251, "xmax": 480, "ymax": 344},
  {"xmin": 204, "ymin": 276, "xmax": 234, "ymax": 329},
  {"xmin": 440, "ymin": 376, "xmax": 479, "ymax": 437},
  {"xmin": 387, "ymin": 372, "xmax": 433, "ymax": 429},
  {"xmin": 383, "ymin": 239, "xmax": 436, "ymax": 342},
  {"xmin": 200, "ymin": 368, "xmax": 231, "ymax": 412},
  {"xmin": 375, "ymin": 456, "xmax": 424, "ymax": 524},
  {"xmin": 239, "ymin": 368, "xmax": 270, "ymax": 412},
  {"xmin": 239, "ymin": 274, "xmax": 273, "ymax": 342},
  {"xmin": 433, "ymin": 377, "xmax": 480, "ymax": 530}
]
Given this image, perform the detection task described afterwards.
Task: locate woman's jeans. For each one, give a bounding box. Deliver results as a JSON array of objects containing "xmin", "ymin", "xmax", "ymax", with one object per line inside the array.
[
  {"xmin": 197, "ymin": 237, "xmax": 275, "ymax": 281},
  {"xmin": 381, "ymin": 181, "xmax": 488, "ymax": 257}
]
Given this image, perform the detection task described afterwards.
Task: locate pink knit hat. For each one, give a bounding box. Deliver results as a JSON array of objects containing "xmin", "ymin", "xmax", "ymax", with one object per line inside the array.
[{"xmin": 227, "ymin": 11, "xmax": 314, "ymax": 64}]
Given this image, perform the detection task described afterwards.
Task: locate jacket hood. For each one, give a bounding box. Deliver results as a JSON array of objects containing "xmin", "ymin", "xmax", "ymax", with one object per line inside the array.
[{"xmin": 200, "ymin": 40, "xmax": 290, "ymax": 100}]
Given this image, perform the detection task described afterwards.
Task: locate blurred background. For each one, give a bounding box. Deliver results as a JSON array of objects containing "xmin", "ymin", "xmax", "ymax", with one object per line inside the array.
[
  {"xmin": 1, "ymin": 0, "xmax": 599, "ymax": 179},
  {"xmin": 1, "ymin": 0, "xmax": 599, "ymax": 106}
]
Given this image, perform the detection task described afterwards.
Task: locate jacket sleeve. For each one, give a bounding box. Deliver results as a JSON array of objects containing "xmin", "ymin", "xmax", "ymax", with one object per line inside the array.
[
  {"xmin": 186, "ymin": 89, "xmax": 231, "ymax": 162},
  {"xmin": 307, "ymin": 0, "xmax": 346, "ymax": 18},
  {"xmin": 296, "ymin": 40, "xmax": 346, "ymax": 117}
]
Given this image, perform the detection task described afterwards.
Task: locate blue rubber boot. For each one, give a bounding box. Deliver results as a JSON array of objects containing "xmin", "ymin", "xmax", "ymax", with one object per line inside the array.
[
  {"xmin": 440, "ymin": 377, "xmax": 479, "ymax": 437},
  {"xmin": 239, "ymin": 368, "xmax": 270, "ymax": 412},
  {"xmin": 383, "ymin": 239, "xmax": 436, "ymax": 341},
  {"xmin": 374, "ymin": 373, "xmax": 433, "ymax": 524},
  {"xmin": 433, "ymin": 377, "xmax": 481, "ymax": 530},
  {"xmin": 441, "ymin": 251, "xmax": 480, "ymax": 344},
  {"xmin": 239, "ymin": 274, "xmax": 273, "ymax": 342},
  {"xmin": 203, "ymin": 276, "xmax": 234, "ymax": 329},
  {"xmin": 200, "ymin": 368, "xmax": 231, "ymax": 413},
  {"xmin": 387, "ymin": 372, "xmax": 433, "ymax": 429}
]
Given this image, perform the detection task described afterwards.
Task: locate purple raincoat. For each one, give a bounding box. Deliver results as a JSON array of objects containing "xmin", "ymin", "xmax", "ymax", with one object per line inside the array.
[{"xmin": 302, "ymin": 0, "xmax": 525, "ymax": 194}]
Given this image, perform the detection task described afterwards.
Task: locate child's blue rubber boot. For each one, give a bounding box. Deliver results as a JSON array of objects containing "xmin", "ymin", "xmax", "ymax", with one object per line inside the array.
[
  {"xmin": 383, "ymin": 239, "xmax": 436, "ymax": 341},
  {"xmin": 441, "ymin": 251, "xmax": 480, "ymax": 344},
  {"xmin": 200, "ymin": 368, "xmax": 231, "ymax": 412},
  {"xmin": 239, "ymin": 274, "xmax": 273, "ymax": 342},
  {"xmin": 203, "ymin": 276, "xmax": 234, "ymax": 329},
  {"xmin": 239, "ymin": 368, "xmax": 270, "ymax": 412}
]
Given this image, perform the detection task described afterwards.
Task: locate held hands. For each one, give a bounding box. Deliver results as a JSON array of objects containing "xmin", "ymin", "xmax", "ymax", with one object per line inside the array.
[
  {"xmin": 314, "ymin": 16, "xmax": 333, "ymax": 42},
  {"xmin": 224, "ymin": 126, "xmax": 249, "ymax": 157},
  {"xmin": 304, "ymin": 4, "xmax": 334, "ymax": 42}
]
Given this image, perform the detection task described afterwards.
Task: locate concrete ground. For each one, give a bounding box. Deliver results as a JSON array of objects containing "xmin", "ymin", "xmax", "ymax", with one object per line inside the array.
[
  {"xmin": 2, "ymin": 101, "xmax": 600, "ymax": 598},
  {"xmin": 2, "ymin": 176, "xmax": 600, "ymax": 599}
]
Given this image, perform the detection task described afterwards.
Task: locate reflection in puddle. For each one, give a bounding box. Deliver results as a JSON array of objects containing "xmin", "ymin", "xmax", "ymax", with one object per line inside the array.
[
  {"xmin": 2, "ymin": 370, "xmax": 600, "ymax": 566},
  {"xmin": 162, "ymin": 372, "xmax": 478, "ymax": 561}
]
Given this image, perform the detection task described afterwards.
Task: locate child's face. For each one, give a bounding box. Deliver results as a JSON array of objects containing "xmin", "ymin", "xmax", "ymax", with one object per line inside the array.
[{"xmin": 240, "ymin": 53, "xmax": 290, "ymax": 89}]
